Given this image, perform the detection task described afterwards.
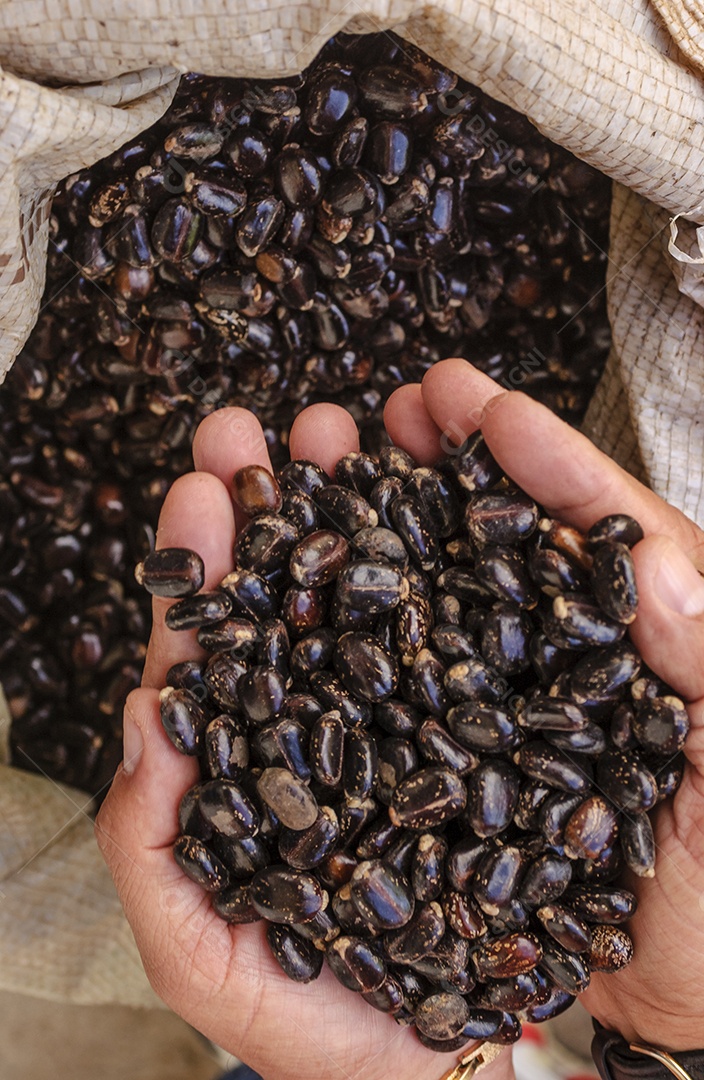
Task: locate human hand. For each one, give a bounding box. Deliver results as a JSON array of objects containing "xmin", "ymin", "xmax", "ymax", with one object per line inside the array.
[
  {"xmin": 95, "ymin": 389, "xmax": 514, "ymax": 1080},
  {"xmin": 383, "ymin": 359, "xmax": 704, "ymax": 1051}
]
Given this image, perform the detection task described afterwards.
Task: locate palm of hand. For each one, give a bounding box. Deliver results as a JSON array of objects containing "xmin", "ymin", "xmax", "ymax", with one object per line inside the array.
[{"xmin": 97, "ymin": 359, "xmax": 704, "ymax": 1075}]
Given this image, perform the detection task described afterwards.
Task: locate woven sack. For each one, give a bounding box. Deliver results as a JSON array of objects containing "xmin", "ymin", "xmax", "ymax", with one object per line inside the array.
[{"xmin": 0, "ymin": 0, "xmax": 703, "ymax": 1004}]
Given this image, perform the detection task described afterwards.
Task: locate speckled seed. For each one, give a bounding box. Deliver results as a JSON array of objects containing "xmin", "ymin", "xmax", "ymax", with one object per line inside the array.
[
  {"xmin": 453, "ymin": 433, "xmax": 504, "ymax": 493},
  {"xmin": 334, "ymin": 632, "xmax": 399, "ymax": 702},
  {"xmin": 550, "ymin": 593, "xmax": 626, "ymax": 647},
  {"xmin": 198, "ymin": 778, "xmax": 260, "ymax": 839},
  {"xmin": 350, "ymin": 859, "xmax": 415, "ymax": 929},
  {"xmin": 519, "ymin": 853, "xmax": 573, "ymax": 907},
  {"xmin": 518, "ymin": 697, "xmax": 588, "ymax": 732},
  {"xmin": 466, "ymin": 490, "xmax": 539, "ymax": 546},
  {"xmin": 587, "ymin": 514, "xmax": 644, "ymax": 549},
  {"xmin": 390, "ymin": 767, "xmax": 467, "ymax": 829},
  {"xmin": 212, "ymin": 885, "xmax": 261, "ymax": 924},
  {"xmin": 570, "ymin": 641, "xmax": 641, "ymax": 701},
  {"xmin": 166, "ymin": 590, "xmax": 233, "ymax": 631},
  {"xmin": 232, "ymin": 465, "xmax": 283, "ymax": 516},
  {"xmin": 564, "ymin": 885, "xmax": 637, "ymax": 924},
  {"xmin": 515, "ymin": 741, "xmax": 592, "ymax": 794},
  {"xmin": 412, "ymin": 834, "xmax": 448, "ymax": 902},
  {"xmin": 234, "ymin": 515, "xmax": 299, "ymax": 586},
  {"xmin": 239, "ymin": 665, "xmax": 287, "ymax": 723},
  {"xmin": 536, "ymin": 904, "xmax": 592, "ymax": 953},
  {"xmin": 362, "ymin": 974, "xmax": 405, "ymax": 1014},
  {"xmin": 563, "ymin": 795, "xmax": 618, "ymax": 860},
  {"xmin": 326, "ymin": 935, "xmax": 386, "ymax": 992},
  {"xmin": 250, "ymin": 865, "xmax": 325, "ymax": 924},
  {"xmin": 473, "ymin": 933, "xmax": 543, "ymax": 979},
  {"xmin": 159, "ymin": 687, "xmax": 209, "ymax": 755},
  {"xmin": 590, "ymin": 542, "xmax": 638, "ymax": 624},
  {"xmin": 310, "ymin": 710, "xmax": 345, "ymax": 786},
  {"xmin": 466, "ymin": 759, "xmax": 520, "ymax": 838},
  {"xmin": 632, "ymin": 696, "xmax": 689, "ymax": 755},
  {"xmin": 391, "ymin": 495, "xmax": 438, "ymax": 570},
  {"xmin": 316, "ymin": 485, "xmax": 378, "ymax": 535},
  {"xmin": 205, "ymin": 715, "xmax": 249, "ymax": 780},
  {"xmin": 538, "ymin": 940, "xmax": 590, "ymax": 994},
  {"xmin": 289, "ymin": 530, "xmax": 350, "ymax": 588},
  {"xmin": 444, "ymin": 837, "xmax": 488, "ymax": 894},
  {"xmin": 416, "ymin": 718, "xmax": 478, "ymax": 775},
  {"xmin": 473, "ymin": 846, "xmax": 526, "ymax": 920},
  {"xmin": 267, "ymin": 924, "xmax": 324, "ymax": 982},
  {"xmin": 415, "ymin": 992, "xmax": 470, "ymax": 1041},
  {"xmin": 588, "ymin": 925, "xmax": 634, "ymax": 972},
  {"xmin": 596, "ymin": 751, "xmax": 658, "ymax": 812},
  {"xmin": 447, "ymin": 702, "xmax": 517, "ymax": 752},
  {"xmin": 135, "ymin": 547, "xmax": 204, "ymax": 597},
  {"xmin": 442, "ymin": 889, "xmax": 488, "ymax": 939},
  {"xmin": 620, "ymin": 811, "xmax": 656, "ymax": 878},
  {"xmin": 478, "ymin": 974, "xmax": 539, "ymax": 1011},
  {"xmin": 173, "ymin": 836, "xmax": 229, "ymax": 892},
  {"xmin": 336, "ymin": 560, "xmax": 406, "ymax": 613},
  {"xmin": 257, "ymin": 767, "xmax": 319, "ymax": 830},
  {"xmin": 384, "ymin": 902, "xmax": 445, "ymax": 963}
]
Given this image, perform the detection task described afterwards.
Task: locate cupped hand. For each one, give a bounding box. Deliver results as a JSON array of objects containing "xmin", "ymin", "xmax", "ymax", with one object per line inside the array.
[
  {"xmin": 384, "ymin": 360, "xmax": 704, "ymax": 1051},
  {"xmin": 95, "ymin": 397, "xmax": 512, "ymax": 1080}
]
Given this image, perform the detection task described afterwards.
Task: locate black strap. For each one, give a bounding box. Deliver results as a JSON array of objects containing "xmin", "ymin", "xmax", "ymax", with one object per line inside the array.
[{"xmin": 592, "ymin": 1022, "xmax": 704, "ymax": 1080}]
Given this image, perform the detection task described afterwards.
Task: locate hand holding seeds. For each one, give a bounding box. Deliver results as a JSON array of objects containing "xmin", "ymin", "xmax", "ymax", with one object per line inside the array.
[{"xmin": 96, "ymin": 360, "xmax": 704, "ymax": 1074}]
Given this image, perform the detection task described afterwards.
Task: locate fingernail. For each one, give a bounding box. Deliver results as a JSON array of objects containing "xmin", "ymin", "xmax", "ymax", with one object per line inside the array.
[
  {"xmin": 655, "ymin": 541, "xmax": 704, "ymax": 617},
  {"xmin": 122, "ymin": 707, "xmax": 144, "ymax": 775}
]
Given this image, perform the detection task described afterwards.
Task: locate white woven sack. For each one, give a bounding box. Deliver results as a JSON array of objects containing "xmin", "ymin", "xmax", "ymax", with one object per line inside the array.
[{"xmin": 1, "ymin": 0, "xmax": 703, "ymax": 1004}]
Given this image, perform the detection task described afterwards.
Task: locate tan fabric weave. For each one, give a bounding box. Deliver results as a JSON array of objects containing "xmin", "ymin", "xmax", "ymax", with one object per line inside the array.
[{"xmin": 1, "ymin": 0, "xmax": 703, "ymax": 1005}]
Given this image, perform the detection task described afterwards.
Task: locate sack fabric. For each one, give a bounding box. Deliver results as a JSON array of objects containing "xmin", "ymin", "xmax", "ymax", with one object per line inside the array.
[{"xmin": 1, "ymin": 0, "xmax": 703, "ymax": 1005}]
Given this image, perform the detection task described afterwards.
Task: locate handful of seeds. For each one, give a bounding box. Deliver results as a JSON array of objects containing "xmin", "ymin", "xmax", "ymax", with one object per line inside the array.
[{"xmin": 138, "ymin": 438, "xmax": 686, "ymax": 1053}]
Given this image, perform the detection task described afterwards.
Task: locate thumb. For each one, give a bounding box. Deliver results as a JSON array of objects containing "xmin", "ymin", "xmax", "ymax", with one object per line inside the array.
[
  {"xmin": 629, "ymin": 535, "xmax": 704, "ymax": 771},
  {"xmin": 630, "ymin": 536, "xmax": 704, "ymax": 701}
]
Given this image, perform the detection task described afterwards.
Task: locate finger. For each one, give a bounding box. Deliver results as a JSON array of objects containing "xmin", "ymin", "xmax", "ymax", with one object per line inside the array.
[
  {"xmin": 192, "ymin": 407, "xmax": 272, "ymax": 530},
  {"xmin": 384, "ymin": 384, "xmax": 445, "ymax": 464},
  {"xmin": 142, "ymin": 472, "xmax": 235, "ymax": 689},
  {"xmin": 420, "ymin": 360, "xmax": 704, "ymax": 562},
  {"xmin": 630, "ymin": 535, "xmax": 704, "ymax": 705},
  {"xmin": 420, "ymin": 358, "xmax": 504, "ymax": 447},
  {"xmin": 289, "ymin": 403, "xmax": 360, "ymax": 476}
]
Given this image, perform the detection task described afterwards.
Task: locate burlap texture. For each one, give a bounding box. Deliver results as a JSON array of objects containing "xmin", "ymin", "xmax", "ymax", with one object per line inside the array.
[{"xmin": 1, "ymin": 0, "xmax": 703, "ymax": 1005}]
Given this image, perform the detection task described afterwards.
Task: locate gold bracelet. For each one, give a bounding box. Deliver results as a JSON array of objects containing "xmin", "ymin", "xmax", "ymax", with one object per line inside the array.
[
  {"xmin": 629, "ymin": 1043, "xmax": 695, "ymax": 1080},
  {"xmin": 440, "ymin": 1041, "xmax": 504, "ymax": 1080}
]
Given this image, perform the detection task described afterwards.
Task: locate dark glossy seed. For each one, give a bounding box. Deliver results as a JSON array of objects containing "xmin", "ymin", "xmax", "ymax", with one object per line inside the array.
[
  {"xmin": 279, "ymin": 460, "xmax": 328, "ymax": 497},
  {"xmin": 473, "ymin": 933, "xmax": 543, "ymax": 979},
  {"xmin": 528, "ymin": 545, "xmax": 587, "ymax": 593},
  {"xmin": 173, "ymin": 836, "xmax": 229, "ymax": 892},
  {"xmin": 341, "ymin": 730, "xmax": 379, "ymax": 799},
  {"xmin": 518, "ymin": 696, "xmax": 587, "ymax": 732},
  {"xmin": 391, "ymin": 495, "xmax": 438, "ymax": 571},
  {"xmin": 220, "ymin": 569, "xmax": 278, "ymax": 620},
  {"xmin": 267, "ymin": 924, "xmax": 324, "ymax": 982},
  {"xmin": 332, "ymin": 632, "xmax": 399, "ymax": 704},
  {"xmin": 356, "ymin": 813, "xmax": 404, "ymax": 860},
  {"xmin": 549, "ymin": 593, "xmax": 626, "ymax": 648},
  {"xmin": 316, "ymin": 486, "xmax": 378, "ymax": 535},
  {"xmin": 278, "ymin": 807, "xmax": 340, "ymax": 870},
  {"xmin": 519, "ymin": 987, "xmax": 574, "ymax": 1023},
  {"xmin": 135, "ymin": 547, "xmax": 204, "ymax": 597},
  {"xmin": 406, "ymin": 468, "xmax": 462, "ymax": 539},
  {"xmin": 326, "ymin": 935, "xmax": 386, "ymax": 992},
  {"xmin": 632, "ymin": 696, "xmax": 689, "ymax": 755},
  {"xmin": 189, "ymin": 176, "xmax": 247, "ymax": 217},
  {"xmin": 466, "ymin": 490, "xmax": 539, "ymax": 546},
  {"xmin": 290, "ymin": 627, "xmax": 336, "ymax": 685},
  {"xmin": 304, "ymin": 69, "xmax": 358, "ymax": 135},
  {"xmin": 256, "ymin": 767, "xmax": 318, "ymax": 830},
  {"xmin": 384, "ymin": 902, "xmax": 445, "ymax": 963},
  {"xmin": 466, "ymin": 760, "xmax": 520, "ymax": 838},
  {"xmin": 513, "ymin": 780, "xmax": 552, "ymax": 832},
  {"xmin": 432, "ymin": 625, "xmax": 476, "ymax": 662},
  {"xmin": 166, "ymin": 590, "xmax": 233, "ymax": 630},
  {"xmin": 447, "ymin": 702, "xmax": 516, "ymax": 752},
  {"xmin": 444, "ymin": 655, "xmax": 506, "ymax": 706},
  {"xmin": 331, "ymin": 115, "xmax": 369, "ymax": 168},
  {"xmin": 310, "ymin": 671, "xmax": 372, "ymax": 728},
  {"xmin": 317, "ymin": 851, "xmax": 358, "ymax": 892},
  {"xmin": 390, "ymin": 766, "xmax": 466, "ymax": 829},
  {"xmin": 178, "ymin": 784, "xmax": 211, "ymax": 840},
  {"xmin": 591, "ymin": 542, "xmax": 638, "ymax": 624},
  {"xmin": 275, "ymin": 147, "xmax": 323, "ymax": 208},
  {"xmin": 362, "ymin": 974, "xmax": 405, "ymax": 1014},
  {"xmin": 515, "ymin": 741, "xmax": 592, "ymax": 793},
  {"xmin": 538, "ymin": 520, "xmax": 593, "ymax": 570},
  {"xmin": 205, "ymin": 715, "xmax": 249, "ymax": 779},
  {"xmin": 212, "ymin": 884, "xmax": 260, "ymax": 924},
  {"xmin": 443, "ymin": 889, "xmax": 488, "ymax": 939},
  {"xmin": 369, "ymin": 477, "xmax": 404, "ymax": 530},
  {"xmin": 309, "ymin": 709, "xmax": 345, "ymax": 787},
  {"xmin": 597, "ymin": 751, "xmax": 658, "ymax": 812},
  {"xmin": 291, "ymin": 907, "xmax": 340, "ymax": 947},
  {"xmin": 354, "ymin": 527, "xmax": 408, "ymax": 570},
  {"xmin": 289, "ymin": 530, "xmax": 349, "ymax": 588},
  {"xmin": 239, "ymin": 665, "xmax": 287, "ymax": 723},
  {"xmin": 477, "ymin": 973, "xmax": 538, "ymax": 1011},
  {"xmin": 334, "ymin": 453, "xmax": 382, "ymax": 497},
  {"xmin": 473, "ymin": 846, "xmax": 526, "ymax": 920},
  {"xmin": 235, "ymin": 195, "xmax": 285, "ymax": 257},
  {"xmin": 588, "ymin": 514, "xmax": 644, "ymax": 549},
  {"xmin": 254, "ymin": 717, "xmax": 310, "ymax": 781},
  {"xmin": 159, "ymin": 687, "xmax": 209, "ymax": 755},
  {"xmin": 536, "ymin": 904, "xmax": 591, "ymax": 953},
  {"xmin": 198, "ymin": 778, "xmax": 260, "ymax": 839},
  {"xmin": 214, "ymin": 835, "xmax": 270, "ymax": 880},
  {"xmin": 480, "ymin": 603, "xmax": 531, "ymax": 676},
  {"xmin": 336, "ymin": 560, "xmax": 406, "ymax": 614},
  {"xmin": 197, "ymin": 650, "xmax": 245, "ymax": 708},
  {"xmin": 416, "ymin": 718, "xmax": 478, "ymax": 775},
  {"xmin": 620, "ymin": 811, "xmax": 655, "ymax": 878},
  {"xmin": 588, "ymin": 924, "xmax": 634, "ymax": 972},
  {"xmin": 233, "ymin": 464, "xmax": 282, "ymax": 516},
  {"xmin": 360, "ymin": 66, "xmax": 428, "ymax": 119},
  {"xmin": 350, "ymin": 859, "xmax": 415, "ymax": 930},
  {"xmin": 476, "ymin": 546, "xmax": 539, "ymax": 608},
  {"xmin": 565, "ymin": 885, "xmax": 637, "ymax": 924},
  {"xmin": 519, "ymin": 853, "xmax": 572, "ymax": 907},
  {"xmin": 539, "ymin": 940, "xmax": 590, "ymax": 993},
  {"xmin": 443, "ymin": 837, "xmax": 486, "ymax": 894},
  {"xmin": 165, "ymin": 122, "xmax": 224, "ymax": 160},
  {"xmin": 538, "ymin": 792, "xmax": 584, "ymax": 847},
  {"xmin": 374, "ymin": 699, "xmax": 420, "ymax": 739},
  {"xmin": 250, "ymin": 865, "xmax": 325, "ymax": 925},
  {"xmin": 282, "ymin": 585, "xmax": 327, "ymax": 637},
  {"xmin": 411, "ymin": 834, "xmax": 448, "ymax": 902},
  {"xmin": 529, "ymin": 631, "xmax": 573, "ymax": 685},
  {"xmin": 281, "ymin": 490, "xmax": 319, "ymax": 536},
  {"xmin": 452, "ymin": 434, "xmax": 503, "ymax": 493},
  {"xmin": 570, "ymin": 641, "xmax": 641, "ymax": 701},
  {"xmin": 151, "ymin": 199, "xmax": 202, "ymax": 261},
  {"xmin": 563, "ymin": 795, "xmax": 618, "ymax": 860}
]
